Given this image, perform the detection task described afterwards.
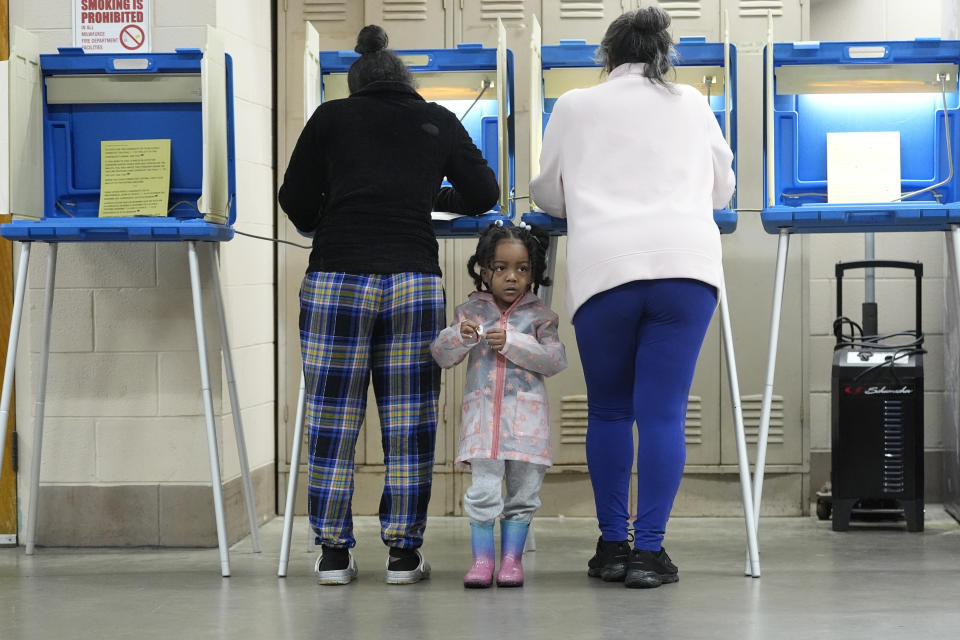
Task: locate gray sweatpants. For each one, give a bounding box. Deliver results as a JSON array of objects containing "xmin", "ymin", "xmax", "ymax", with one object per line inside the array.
[{"xmin": 463, "ymin": 459, "xmax": 548, "ymax": 525}]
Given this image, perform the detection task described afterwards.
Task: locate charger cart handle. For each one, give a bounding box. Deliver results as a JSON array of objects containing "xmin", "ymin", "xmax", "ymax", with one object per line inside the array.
[{"xmin": 835, "ymin": 260, "xmax": 923, "ymax": 343}]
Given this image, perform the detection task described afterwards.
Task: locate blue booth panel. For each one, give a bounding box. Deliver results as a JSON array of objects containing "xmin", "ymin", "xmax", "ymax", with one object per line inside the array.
[
  {"xmin": 762, "ymin": 39, "xmax": 960, "ymax": 234},
  {"xmin": 526, "ymin": 38, "xmax": 738, "ymax": 235},
  {"xmin": 1, "ymin": 47, "xmax": 237, "ymax": 243},
  {"xmin": 315, "ymin": 43, "xmax": 515, "ymax": 237}
]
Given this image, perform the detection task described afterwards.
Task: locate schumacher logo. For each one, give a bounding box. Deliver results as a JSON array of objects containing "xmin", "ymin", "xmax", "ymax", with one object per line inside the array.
[{"xmin": 843, "ymin": 385, "xmax": 913, "ymax": 395}]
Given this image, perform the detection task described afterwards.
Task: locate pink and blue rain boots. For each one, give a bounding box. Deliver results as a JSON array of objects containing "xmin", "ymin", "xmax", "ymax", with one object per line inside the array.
[
  {"xmin": 464, "ymin": 522, "xmax": 496, "ymax": 588},
  {"xmin": 496, "ymin": 519, "xmax": 529, "ymax": 587}
]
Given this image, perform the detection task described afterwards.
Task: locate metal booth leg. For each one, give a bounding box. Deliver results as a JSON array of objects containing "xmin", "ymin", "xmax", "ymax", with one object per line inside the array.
[
  {"xmin": 0, "ymin": 244, "xmax": 32, "ymax": 493},
  {"xmin": 278, "ymin": 371, "xmax": 307, "ymax": 577},
  {"xmin": 523, "ymin": 233, "xmax": 558, "ymax": 554},
  {"xmin": 744, "ymin": 229, "xmax": 790, "ymax": 575},
  {"xmin": 718, "ymin": 273, "xmax": 760, "ymax": 577},
  {"xmin": 187, "ymin": 241, "xmax": 231, "ymax": 577},
  {"xmin": 538, "ymin": 236, "xmax": 560, "ymax": 311},
  {"xmin": 208, "ymin": 243, "xmax": 261, "ymax": 554},
  {"xmin": 25, "ymin": 243, "xmax": 57, "ymax": 555}
]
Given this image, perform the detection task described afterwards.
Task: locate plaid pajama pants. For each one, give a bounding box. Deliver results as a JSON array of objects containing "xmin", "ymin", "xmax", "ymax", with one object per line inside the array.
[{"xmin": 300, "ymin": 271, "xmax": 444, "ymax": 550}]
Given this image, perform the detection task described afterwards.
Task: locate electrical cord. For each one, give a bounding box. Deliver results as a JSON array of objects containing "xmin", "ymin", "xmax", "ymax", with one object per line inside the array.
[
  {"xmin": 833, "ymin": 315, "xmax": 864, "ymax": 342},
  {"xmin": 833, "ymin": 315, "xmax": 926, "ymax": 385},
  {"xmin": 851, "ymin": 347, "xmax": 926, "ymax": 385},
  {"xmin": 834, "ymin": 332, "xmax": 924, "ymax": 353},
  {"xmin": 168, "ymin": 197, "xmax": 312, "ymax": 249},
  {"xmin": 234, "ymin": 229, "xmax": 312, "ymax": 249},
  {"xmin": 833, "ymin": 316, "xmax": 923, "ymax": 349}
]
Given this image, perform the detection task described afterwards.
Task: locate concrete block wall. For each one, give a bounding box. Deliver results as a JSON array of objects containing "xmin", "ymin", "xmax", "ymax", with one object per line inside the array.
[{"xmin": 9, "ymin": 0, "xmax": 275, "ymax": 546}]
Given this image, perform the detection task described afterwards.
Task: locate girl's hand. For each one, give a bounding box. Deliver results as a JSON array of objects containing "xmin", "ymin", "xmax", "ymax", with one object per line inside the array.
[
  {"xmin": 485, "ymin": 328, "xmax": 506, "ymax": 352},
  {"xmin": 460, "ymin": 320, "xmax": 481, "ymax": 341}
]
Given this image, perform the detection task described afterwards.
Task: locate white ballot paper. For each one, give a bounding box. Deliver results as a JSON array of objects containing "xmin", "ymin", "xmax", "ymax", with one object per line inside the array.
[{"xmin": 827, "ymin": 131, "xmax": 901, "ymax": 204}]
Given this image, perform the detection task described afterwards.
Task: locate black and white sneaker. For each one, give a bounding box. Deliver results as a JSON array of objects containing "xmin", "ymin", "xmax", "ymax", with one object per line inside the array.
[
  {"xmin": 385, "ymin": 548, "xmax": 431, "ymax": 585},
  {"xmin": 624, "ymin": 547, "xmax": 679, "ymax": 589},
  {"xmin": 587, "ymin": 536, "xmax": 632, "ymax": 582},
  {"xmin": 314, "ymin": 546, "xmax": 358, "ymax": 585}
]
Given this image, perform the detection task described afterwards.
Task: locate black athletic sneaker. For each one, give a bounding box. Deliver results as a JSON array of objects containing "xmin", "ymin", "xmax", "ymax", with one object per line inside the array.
[
  {"xmin": 385, "ymin": 548, "xmax": 431, "ymax": 585},
  {"xmin": 314, "ymin": 546, "xmax": 358, "ymax": 585},
  {"xmin": 587, "ymin": 537, "xmax": 632, "ymax": 582},
  {"xmin": 624, "ymin": 547, "xmax": 679, "ymax": 589}
]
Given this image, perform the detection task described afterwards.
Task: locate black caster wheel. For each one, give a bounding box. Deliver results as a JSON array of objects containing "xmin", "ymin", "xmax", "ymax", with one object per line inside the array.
[{"xmin": 816, "ymin": 497, "xmax": 832, "ymax": 521}]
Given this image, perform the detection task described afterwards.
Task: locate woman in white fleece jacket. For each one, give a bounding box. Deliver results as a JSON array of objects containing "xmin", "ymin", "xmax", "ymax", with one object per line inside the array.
[{"xmin": 529, "ymin": 6, "xmax": 736, "ymax": 590}]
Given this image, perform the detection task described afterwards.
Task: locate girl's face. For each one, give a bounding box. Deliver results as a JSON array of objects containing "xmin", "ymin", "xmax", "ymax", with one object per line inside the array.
[{"xmin": 481, "ymin": 238, "xmax": 532, "ymax": 311}]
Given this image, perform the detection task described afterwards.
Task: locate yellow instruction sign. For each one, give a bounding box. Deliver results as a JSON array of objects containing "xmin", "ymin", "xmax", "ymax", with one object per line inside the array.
[{"xmin": 98, "ymin": 139, "xmax": 171, "ymax": 218}]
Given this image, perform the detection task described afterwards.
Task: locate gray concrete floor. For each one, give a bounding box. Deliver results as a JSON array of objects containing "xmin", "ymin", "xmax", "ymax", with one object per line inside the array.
[{"xmin": 1, "ymin": 509, "xmax": 959, "ymax": 639}]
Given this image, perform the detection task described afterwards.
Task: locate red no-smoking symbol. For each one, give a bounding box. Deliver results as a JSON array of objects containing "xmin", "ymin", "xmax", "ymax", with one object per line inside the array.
[{"xmin": 120, "ymin": 24, "xmax": 145, "ymax": 51}]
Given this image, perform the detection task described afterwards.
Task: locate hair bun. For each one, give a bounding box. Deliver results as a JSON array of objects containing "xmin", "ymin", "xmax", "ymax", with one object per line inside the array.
[
  {"xmin": 632, "ymin": 7, "xmax": 671, "ymax": 35},
  {"xmin": 355, "ymin": 25, "xmax": 388, "ymax": 55}
]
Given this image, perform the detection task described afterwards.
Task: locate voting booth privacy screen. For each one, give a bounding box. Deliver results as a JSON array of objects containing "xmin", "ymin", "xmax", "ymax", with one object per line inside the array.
[
  {"xmin": 763, "ymin": 40, "xmax": 960, "ymax": 233},
  {"xmin": 523, "ymin": 37, "xmax": 738, "ymax": 235},
  {"xmin": 3, "ymin": 28, "xmax": 237, "ymax": 243}
]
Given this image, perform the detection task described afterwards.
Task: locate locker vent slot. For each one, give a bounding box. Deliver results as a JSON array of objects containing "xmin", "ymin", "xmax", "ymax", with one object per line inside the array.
[
  {"xmin": 304, "ymin": 0, "xmax": 348, "ymax": 22},
  {"xmin": 481, "ymin": 0, "xmax": 525, "ymax": 20},
  {"xmin": 659, "ymin": 1, "xmax": 703, "ymax": 19},
  {"xmin": 739, "ymin": 0, "xmax": 784, "ymax": 17},
  {"xmin": 384, "ymin": 0, "xmax": 428, "ymax": 21},
  {"xmin": 882, "ymin": 399, "xmax": 905, "ymax": 493},
  {"xmin": 559, "ymin": 394, "xmax": 705, "ymax": 444},
  {"xmin": 560, "ymin": 394, "xmax": 588, "ymax": 444},
  {"xmin": 560, "ymin": 1, "xmax": 606, "ymax": 19},
  {"xmin": 741, "ymin": 394, "xmax": 785, "ymax": 444},
  {"xmin": 684, "ymin": 395, "xmax": 703, "ymax": 444}
]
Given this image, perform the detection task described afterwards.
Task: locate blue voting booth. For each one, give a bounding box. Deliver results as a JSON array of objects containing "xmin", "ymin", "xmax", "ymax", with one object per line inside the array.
[
  {"xmin": 0, "ymin": 27, "xmax": 259, "ymax": 577},
  {"xmin": 523, "ymin": 36, "xmax": 739, "ymax": 235},
  {"xmin": 753, "ymin": 38, "xmax": 960, "ymax": 549},
  {"xmin": 762, "ymin": 39, "xmax": 960, "ymax": 233},
  {"xmin": 278, "ymin": 21, "xmax": 517, "ymax": 576},
  {"xmin": 2, "ymin": 46, "xmax": 237, "ymax": 240},
  {"xmin": 520, "ymin": 23, "xmax": 759, "ymax": 577}
]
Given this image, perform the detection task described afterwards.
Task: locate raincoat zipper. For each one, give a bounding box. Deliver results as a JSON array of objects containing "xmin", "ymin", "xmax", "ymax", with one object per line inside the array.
[{"xmin": 490, "ymin": 296, "xmax": 523, "ymax": 458}]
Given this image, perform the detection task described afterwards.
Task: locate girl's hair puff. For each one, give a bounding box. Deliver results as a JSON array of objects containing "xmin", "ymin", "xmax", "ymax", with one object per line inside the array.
[{"xmin": 467, "ymin": 223, "xmax": 553, "ymax": 295}]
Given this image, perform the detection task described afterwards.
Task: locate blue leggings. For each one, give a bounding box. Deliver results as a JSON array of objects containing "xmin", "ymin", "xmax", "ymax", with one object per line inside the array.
[{"xmin": 574, "ymin": 279, "xmax": 717, "ymax": 551}]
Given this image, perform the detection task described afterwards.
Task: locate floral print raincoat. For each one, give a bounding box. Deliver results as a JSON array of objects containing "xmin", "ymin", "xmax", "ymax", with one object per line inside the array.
[{"xmin": 431, "ymin": 290, "xmax": 567, "ymax": 466}]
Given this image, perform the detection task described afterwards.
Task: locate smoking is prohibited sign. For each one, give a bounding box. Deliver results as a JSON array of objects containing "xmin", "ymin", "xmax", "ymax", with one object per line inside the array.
[{"xmin": 73, "ymin": 1, "xmax": 151, "ymax": 53}]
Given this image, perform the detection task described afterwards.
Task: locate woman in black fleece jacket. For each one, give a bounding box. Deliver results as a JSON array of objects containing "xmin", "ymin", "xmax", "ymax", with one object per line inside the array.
[{"xmin": 279, "ymin": 25, "xmax": 499, "ymax": 586}]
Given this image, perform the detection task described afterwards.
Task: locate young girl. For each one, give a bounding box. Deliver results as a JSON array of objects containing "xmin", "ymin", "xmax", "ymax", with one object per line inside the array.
[{"xmin": 431, "ymin": 222, "xmax": 567, "ymax": 588}]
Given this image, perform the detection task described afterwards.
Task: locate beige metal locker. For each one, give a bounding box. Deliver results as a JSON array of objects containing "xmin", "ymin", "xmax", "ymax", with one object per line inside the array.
[
  {"xmin": 651, "ymin": 0, "xmax": 722, "ymax": 40},
  {"xmin": 539, "ymin": 0, "xmax": 630, "ymax": 42},
  {"xmin": 719, "ymin": 0, "xmax": 808, "ymax": 478},
  {"xmin": 363, "ymin": 0, "xmax": 453, "ymax": 48}
]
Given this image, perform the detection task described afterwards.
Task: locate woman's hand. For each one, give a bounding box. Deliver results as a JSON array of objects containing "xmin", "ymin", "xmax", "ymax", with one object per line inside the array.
[
  {"xmin": 460, "ymin": 320, "xmax": 481, "ymax": 341},
  {"xmin": 484, "ymin": 328, "xmax": 506, "ymax": 352}
]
